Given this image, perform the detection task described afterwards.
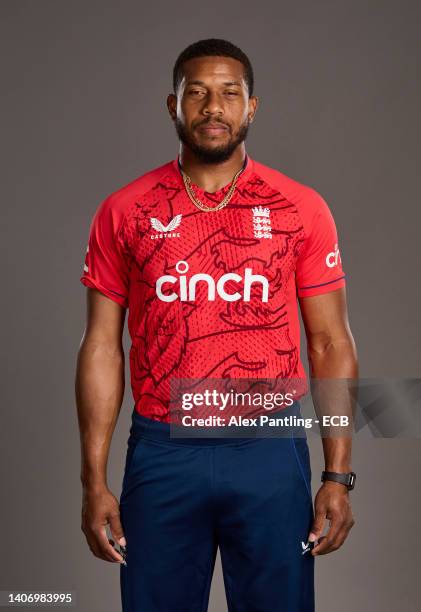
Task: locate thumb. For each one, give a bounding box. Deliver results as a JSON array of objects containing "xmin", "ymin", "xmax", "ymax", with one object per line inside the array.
[
  {"xmin": 308, "ymin": 511, "xmax": 326, "ymax": 542},
  {"xmin": 109, "ymin": 513, "xmax": 126, "ymax": 548}
]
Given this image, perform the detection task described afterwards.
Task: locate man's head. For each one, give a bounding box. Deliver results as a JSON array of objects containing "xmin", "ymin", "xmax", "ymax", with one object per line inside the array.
[{"xmin": 167, "ymin": 38, "xmax": 258, "ymax": 164}]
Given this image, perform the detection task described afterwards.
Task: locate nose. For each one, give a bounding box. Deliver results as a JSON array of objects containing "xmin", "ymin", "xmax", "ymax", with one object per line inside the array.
[{"xmin": 202, "ymin": 91, "xmax": 224, "ymax": 117}]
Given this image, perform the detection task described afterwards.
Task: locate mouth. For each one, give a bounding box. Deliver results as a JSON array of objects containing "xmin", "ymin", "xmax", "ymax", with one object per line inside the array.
[{"xmin": 197, "ymin": 123, "xmax": 229, "ymax": 135}]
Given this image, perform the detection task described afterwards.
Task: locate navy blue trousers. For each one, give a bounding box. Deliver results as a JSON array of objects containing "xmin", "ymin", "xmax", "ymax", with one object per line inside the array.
[{"xmin": 119, "ymin": 403, "xmax": 315, "ymax": 611}]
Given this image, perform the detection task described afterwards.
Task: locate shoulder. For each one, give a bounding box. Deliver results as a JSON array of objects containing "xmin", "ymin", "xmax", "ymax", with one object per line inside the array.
[
  {"xmin": 251, "ymin": 159, "xmax": 332, "ymax": 235},
  {"xmin": 94, "ymin": 160, "xmax": 174, "ymax": 222}
]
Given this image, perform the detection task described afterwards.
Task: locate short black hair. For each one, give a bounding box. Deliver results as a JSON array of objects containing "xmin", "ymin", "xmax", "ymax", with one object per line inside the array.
[{"xmin": 173, "ymin": 38, "xmax": 254, "ymax": 97}]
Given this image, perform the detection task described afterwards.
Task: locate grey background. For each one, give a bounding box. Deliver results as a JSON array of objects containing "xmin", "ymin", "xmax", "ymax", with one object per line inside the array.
[{"xmin": 1, "ymin": 0, "xmax": 420, "ymax": 610}]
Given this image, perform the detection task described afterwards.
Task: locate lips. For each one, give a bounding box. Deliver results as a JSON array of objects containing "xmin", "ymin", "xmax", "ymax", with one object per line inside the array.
[{"xmin": 198, "ymin": 123, "xmax": 229, "ymax": 133}]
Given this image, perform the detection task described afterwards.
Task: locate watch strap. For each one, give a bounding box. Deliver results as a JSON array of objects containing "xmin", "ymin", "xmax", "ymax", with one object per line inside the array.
[{"xmin": 321, "ymin": 470, "xmax": 356, "ymax": 490}]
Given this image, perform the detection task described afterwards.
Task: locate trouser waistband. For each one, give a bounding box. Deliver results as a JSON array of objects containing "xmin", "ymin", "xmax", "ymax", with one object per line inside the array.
[{"xmin": 128, "ymin": 401, "xmax": 305, "ymax": 446}]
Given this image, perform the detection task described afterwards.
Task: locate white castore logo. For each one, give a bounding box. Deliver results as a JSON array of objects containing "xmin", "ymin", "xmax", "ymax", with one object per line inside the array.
[
  {"xmin": 301, "ymin": 541, "xmax": 311, "ymax": 555},
  {"xmin": 156, "ymin": 260, "xmax": 270, "ymax": 303},
  {"xmin": 325, "ymin": 243, "xmax": 341, "ymax": 268},
  {"xmin": 150, "ymin": 214, "xmax": 182, "ymax": 239}
]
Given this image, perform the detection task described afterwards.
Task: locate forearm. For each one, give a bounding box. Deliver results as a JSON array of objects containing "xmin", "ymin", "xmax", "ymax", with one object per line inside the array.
[
  {"xmin": 75, "ymin": 338, "xmax": 125, "ymax": 490},
  {"xmin": 309, "ymin": 338, "xmax": 358, "ymax": 472}
]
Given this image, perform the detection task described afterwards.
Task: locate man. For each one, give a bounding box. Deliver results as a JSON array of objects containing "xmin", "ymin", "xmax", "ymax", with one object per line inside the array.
[{"xmin": 76, "ymin": 38, "xmax": 357, "ymax": 612}]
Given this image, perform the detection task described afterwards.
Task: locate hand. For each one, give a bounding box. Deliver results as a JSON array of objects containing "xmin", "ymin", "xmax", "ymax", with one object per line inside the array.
[
  {"xmin": 309, "ymin": 481, "xmax": 355, "ymax": 555},
  {"xmin": 81, "ymin": 485, "xmax": 126, "ymax": 563}
]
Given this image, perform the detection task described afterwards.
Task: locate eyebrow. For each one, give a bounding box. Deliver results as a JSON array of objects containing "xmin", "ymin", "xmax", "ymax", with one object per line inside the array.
[{"xmin": 186, "ymin": 80, "xmax": 242, "ymax": 87}]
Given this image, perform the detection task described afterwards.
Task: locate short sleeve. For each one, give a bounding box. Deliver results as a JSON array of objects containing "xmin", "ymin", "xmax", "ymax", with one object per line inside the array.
[
  {"xmin": 80, "ymin": 196, "xmax": 130, "ymax": 308},
  {"xmin": 295, "ymin": 191, "xmax": 346, "ymax": 298}
]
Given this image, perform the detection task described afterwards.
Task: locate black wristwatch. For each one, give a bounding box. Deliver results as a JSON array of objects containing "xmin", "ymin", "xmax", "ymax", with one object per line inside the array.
[{"xmin": 321, "ymin": 471, "xmax": 356, "ymax": 490}]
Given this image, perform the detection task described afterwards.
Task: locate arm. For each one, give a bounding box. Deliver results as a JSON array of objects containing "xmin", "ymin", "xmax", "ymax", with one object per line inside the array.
[
  {"xmin": 299, "ymin": 286, "xmax": 358, "ymax": 555},
  {"xmin": 75, "ymin": 287, "xmax": 127, "ymax": 564}
]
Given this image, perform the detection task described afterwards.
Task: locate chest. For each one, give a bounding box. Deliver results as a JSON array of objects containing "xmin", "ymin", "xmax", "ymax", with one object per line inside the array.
[{"xmin": 123, "ymin": 192, "xmax": 305, "ymax": 303}]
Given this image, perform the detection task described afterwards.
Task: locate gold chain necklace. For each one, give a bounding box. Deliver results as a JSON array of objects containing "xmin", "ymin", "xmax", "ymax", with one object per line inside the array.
[{"xmin": 180, "ymin": 164, "xmax": 244, "ymax": 212}]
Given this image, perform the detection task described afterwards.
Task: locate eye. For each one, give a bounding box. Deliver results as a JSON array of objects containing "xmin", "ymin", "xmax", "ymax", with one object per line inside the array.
[{"xmin": 226, "ymin": 91, "xmax": 238, "ymax": 96}]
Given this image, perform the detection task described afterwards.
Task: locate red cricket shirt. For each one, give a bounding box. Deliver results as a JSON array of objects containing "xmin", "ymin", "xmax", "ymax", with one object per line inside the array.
[{"xmin": 80, "ymin": 154, "xmax": 346, "ymax": 422}]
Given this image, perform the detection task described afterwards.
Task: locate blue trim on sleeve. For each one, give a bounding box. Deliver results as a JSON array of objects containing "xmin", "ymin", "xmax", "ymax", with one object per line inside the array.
[{"xmin": 299, "ymin": 275, "xmax": 346, "ymax": 290}]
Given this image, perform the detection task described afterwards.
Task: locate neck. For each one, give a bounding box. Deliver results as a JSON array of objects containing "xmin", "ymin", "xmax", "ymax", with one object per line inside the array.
[{"xmin": 178, "ymin": 145, "xmax": 246, "ymax": 193}]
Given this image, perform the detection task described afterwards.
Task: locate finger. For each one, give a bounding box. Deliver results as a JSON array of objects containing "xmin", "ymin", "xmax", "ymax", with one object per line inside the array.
[
  {"xmin": 82, "ymin": 523, "xmax": 106, "ymax": 560},
  {"xmin": 308, "ymin": 509, "xmax": 326, "ymax": 543},
  {"xmin": 326, "ymin": 516, "xmax": 355, "ymax": 552},
  {"xmin": 92, "ymin": 523, "xmax": 125, "ymax": 562},
  {"xmin": 108, "ymin": 538, "xmax": 126, "ymax": 565},
  {"xmin": 312, "ymin": 514, "xmax": 346, "ymax": 555}
]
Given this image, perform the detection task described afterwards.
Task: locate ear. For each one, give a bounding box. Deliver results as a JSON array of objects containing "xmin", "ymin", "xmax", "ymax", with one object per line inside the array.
[
  {"xmin": 167, "ymin": 93, "xmax": 177, "ymax": 121},
  {"xmin": 248, "ymin": 95, "xmax": 259, "ymax": 122}
]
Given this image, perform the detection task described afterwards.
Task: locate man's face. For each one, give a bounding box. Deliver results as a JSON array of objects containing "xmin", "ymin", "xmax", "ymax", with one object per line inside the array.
[{"xmin": 168, "ymin": 56, "xmax": 258, "ymax": 163}]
